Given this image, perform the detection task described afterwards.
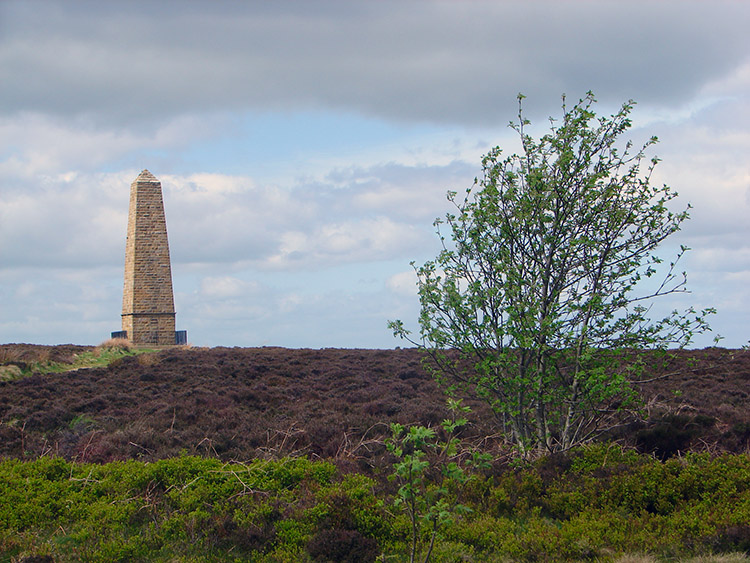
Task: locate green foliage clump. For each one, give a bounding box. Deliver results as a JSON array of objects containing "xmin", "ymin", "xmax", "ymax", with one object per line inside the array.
[
  {"xmin": 386, "ymin": 400, "xmax": 491, "ymax": 563},
  {"xmin": 0, "ymin": 455, "xmax": 385, "ymax": 562},
  {"xmin": 445, "ymin": 445, "xmax": 750, "ymax": 561},
  {"xmin": 2, "ymin": 447, "xmax": 750, "ymax": 561}
]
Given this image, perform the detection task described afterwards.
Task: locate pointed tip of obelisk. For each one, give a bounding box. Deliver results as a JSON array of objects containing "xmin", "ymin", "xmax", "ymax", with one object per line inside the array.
[{"xmin": 136, "ymin": 169, "xmax": 158, "ymax": 182}]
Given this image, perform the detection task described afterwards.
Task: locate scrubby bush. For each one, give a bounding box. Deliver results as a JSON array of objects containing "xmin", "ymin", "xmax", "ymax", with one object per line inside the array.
[
  {"xmin": 0, "ymin": 455, "xmax": 390, "ymax": 562},
  {"xmin": 2, "ymin": 448, "xmax": 750, "ymax": 561}
]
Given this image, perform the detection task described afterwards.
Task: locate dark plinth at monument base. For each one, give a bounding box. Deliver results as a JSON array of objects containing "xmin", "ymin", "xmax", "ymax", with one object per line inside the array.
[{"xmin": 112, "ymin": 170, "xmax": 186, "ymax": 346}]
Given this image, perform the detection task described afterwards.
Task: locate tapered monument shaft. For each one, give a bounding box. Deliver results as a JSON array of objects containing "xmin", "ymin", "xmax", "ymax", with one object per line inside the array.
[{"xmin": 121, "ymin": 170, "xmax": 177, "ymax": 345}]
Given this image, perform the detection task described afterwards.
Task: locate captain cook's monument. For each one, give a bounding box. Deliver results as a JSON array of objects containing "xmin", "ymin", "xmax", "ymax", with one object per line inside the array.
[{"xmin": 113, "ymin": 170, "xmax": 186, "ymax": 345}]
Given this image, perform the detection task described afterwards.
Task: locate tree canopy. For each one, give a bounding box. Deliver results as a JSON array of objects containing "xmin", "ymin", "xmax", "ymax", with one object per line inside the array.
[{"xmin": 390, "ymin": 92, "xmax": 715, "ymax": 455}]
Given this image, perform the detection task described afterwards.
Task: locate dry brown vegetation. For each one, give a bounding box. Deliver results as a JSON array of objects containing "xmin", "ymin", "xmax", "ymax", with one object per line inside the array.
[
  {"xmin": 95, "ymin": 337, "xmax": 131, "ymax": 353},
  {"xmin": 1, "ymin": 345, "xmax": 748, "ymax": 468}
]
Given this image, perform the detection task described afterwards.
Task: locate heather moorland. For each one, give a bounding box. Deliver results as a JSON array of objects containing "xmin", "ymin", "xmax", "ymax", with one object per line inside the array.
[{"xmin": 1, "ymin": 343, "xmax": 749, "ymax": 562}]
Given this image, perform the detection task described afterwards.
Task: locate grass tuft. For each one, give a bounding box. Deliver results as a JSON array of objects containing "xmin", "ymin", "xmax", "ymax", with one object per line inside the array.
[{"xmin": 96, "ymin": 337, "xmax": 131, "ymax": 353}]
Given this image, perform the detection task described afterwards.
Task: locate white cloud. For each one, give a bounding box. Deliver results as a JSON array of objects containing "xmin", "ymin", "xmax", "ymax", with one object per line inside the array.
[
  {"xmin": 688, "ymin": 247, "xmax": 750, "ymax": 274},
  {"xmin": 386, "ymin": 270, "xmax": 418, "ymax": 297},
  {"xmin": 265, "ymin": 217, "xmax": 425, "ymax": 270},
  {"xmin": 0, "ymin": 113, "xmax": 224, "ymax": 178},
  {"xmin": 199, "ymin": 276, "xmax": 260, "ymax": 299}
]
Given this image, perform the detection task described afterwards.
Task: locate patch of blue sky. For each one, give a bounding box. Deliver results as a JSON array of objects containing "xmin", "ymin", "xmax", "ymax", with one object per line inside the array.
[
  {"xmin": 165, "ymin": 110, "xmax": 450, "ymax": 180},
  {"xmin": 95, "ymin": 108, "xmax": 504, "ymax": 185},
  {"xmin": 247, "ymin": 259, "xmax": 412, "ymax": 295}
]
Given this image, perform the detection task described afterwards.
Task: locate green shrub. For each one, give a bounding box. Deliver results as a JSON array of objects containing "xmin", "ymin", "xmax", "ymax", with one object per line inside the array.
[{"xmin": 3, "ymin": 447, "xmax": 750, "ymax": 561}]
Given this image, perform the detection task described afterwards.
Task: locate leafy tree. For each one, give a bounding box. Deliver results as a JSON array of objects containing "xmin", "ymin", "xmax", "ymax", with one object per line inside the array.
[
  {"xmin": 386, "ymin": 399, "xmax": 490, "ymax": 563},
  {"xmin": 390, "ymin": 92, "xmax": 715, "ymax": 456}
]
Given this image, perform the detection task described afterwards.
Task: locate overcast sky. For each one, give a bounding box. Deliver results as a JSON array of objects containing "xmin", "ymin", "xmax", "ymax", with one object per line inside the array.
[{"xmin": 1, "ymin": 0, "xmax": 749, "ymax": 348}]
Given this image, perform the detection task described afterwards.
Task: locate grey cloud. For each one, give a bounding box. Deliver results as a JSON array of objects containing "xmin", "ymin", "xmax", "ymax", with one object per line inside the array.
[
  {"xmin": 1, "ymin": 161, "xmax": 469, "ymax": 273},
  {"xmin": 2, "ymin": 1, "xmax": 748, "ymax": 128},
  {"xmin": 167, "ymin": 162, "xmax": 472, "ymax": 270},
  {"xmin": 0, "ymin": 265, "xmax": 121, "ymax": 345},
  {"xmin": 0, "ymin": 174, "xmax": 128, "ymax": 268}
]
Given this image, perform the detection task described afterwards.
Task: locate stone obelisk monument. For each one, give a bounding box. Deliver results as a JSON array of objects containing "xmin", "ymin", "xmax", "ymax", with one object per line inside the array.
[{"xmin": 118, "ymin": 170, "xmax": 184, "ymax": 345}]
